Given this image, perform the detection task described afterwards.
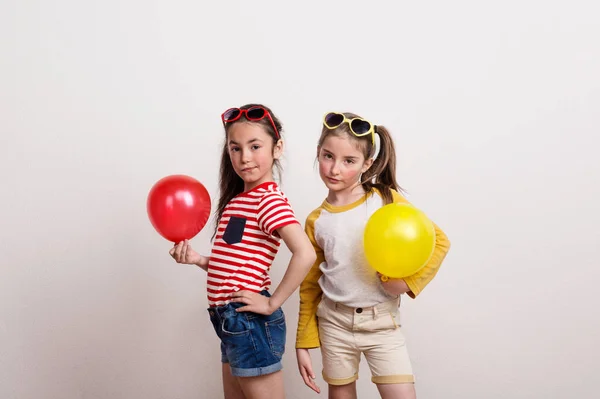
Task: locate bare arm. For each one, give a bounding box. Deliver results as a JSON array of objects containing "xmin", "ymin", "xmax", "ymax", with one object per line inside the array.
[
  {"xmin": 232, "ymin": 223, "xmax": 316, "ymax": 314},
  {"xmin": 268, "ymin": 223, "xmax": 317, "ymax": 310}
]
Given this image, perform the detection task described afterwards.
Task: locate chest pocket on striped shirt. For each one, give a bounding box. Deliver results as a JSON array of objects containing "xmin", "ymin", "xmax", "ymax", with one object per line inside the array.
[{"xmin": 223, "ymin": 216, "xmax": 246, "ymax": 245}]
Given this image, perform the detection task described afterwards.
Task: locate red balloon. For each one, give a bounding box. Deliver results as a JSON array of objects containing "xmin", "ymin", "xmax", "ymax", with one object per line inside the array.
[{"xmin": 147, "ymin": 175, "xmax": 211, "ymax": 243}]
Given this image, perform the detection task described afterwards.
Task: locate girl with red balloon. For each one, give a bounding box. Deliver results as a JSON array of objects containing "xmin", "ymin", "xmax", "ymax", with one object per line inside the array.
[{"xmin": 149, "ymin": 104, "xmax": 316, "ymax": 399}]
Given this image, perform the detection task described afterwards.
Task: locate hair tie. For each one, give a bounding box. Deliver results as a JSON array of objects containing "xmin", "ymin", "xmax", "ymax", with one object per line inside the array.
[{"xmin": 371, "ymin": 132, "xmax": 381, "ymax": 160}]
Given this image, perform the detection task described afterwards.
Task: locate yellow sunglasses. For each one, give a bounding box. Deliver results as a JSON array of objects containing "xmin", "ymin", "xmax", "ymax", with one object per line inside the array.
[{"xmin": 323, "ymin": 112, "xmax": 376, "ymax": 144}]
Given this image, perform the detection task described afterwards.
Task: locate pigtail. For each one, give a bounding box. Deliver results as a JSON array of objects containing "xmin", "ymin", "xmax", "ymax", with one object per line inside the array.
[{"xmin": 361, "ymin": 125, "xmax": 401, "ymax": 205}]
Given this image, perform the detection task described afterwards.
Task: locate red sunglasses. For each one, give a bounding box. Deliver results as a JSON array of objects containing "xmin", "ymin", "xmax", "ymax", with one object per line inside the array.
[{"xmin": 221, "ymin": 106, "xmax": 280, "ymax": 139}]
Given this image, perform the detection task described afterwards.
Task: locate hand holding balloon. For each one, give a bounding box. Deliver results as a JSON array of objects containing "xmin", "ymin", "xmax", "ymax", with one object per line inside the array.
[
  {"xmin": 377, "ymin": 272, "xmax": 411, "ymax": 296},
  {"xmin": 169, "ymin": 239, "xmax": 209, "ymax": 271}
]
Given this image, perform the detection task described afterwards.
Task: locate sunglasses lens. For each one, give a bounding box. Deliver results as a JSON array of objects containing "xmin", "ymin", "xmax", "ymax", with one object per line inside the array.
[
  {"xmin": 223, "ymin": 108, "xmax": 241, "ymax": 121},
  {"xmin": 246, "ymin": 107, "xmax": 266, "ymax": 120},
  {"xmin": 325, "ymin": 113, "xmax": 344, "ymax": 127},
  {"xmin": 351, "ymin": 119, "xmax": 371, "ymax": 135}
]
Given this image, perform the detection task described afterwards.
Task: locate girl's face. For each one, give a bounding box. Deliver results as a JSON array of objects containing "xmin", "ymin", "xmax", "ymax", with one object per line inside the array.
[
  {"xmin": 318, "ymin": 135, "xmax": 372, "ymax": 194},
  {"xmin": 227, "ymin": 122, "xmax": 282, "ymax": 191}
]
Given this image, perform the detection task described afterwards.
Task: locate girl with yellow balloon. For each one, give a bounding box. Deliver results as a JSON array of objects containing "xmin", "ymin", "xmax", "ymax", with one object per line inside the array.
[{"xmin": 295, "ymin": 111, "xmax": 451, "ymax": 399}]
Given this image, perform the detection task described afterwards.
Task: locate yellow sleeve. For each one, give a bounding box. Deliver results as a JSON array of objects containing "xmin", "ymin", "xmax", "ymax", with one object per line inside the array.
[
  {"xmin": 295, "ymin": 208, "xmax": 325, "ymax": 349},
  {"xmin": 391, "ymin": 191, "xmax": 451, "ymax": 298}
]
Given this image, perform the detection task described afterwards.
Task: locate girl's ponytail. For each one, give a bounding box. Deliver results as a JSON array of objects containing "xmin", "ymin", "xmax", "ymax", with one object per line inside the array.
[{"xmin": 361, "ymin": 125, "xmax": 401, "ymax": 204}]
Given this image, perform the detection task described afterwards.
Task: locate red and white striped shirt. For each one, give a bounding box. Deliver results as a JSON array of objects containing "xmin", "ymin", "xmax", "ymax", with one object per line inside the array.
[{"xmin": 206, "ymin": 182, "xmax": 299, "ymax": 307}]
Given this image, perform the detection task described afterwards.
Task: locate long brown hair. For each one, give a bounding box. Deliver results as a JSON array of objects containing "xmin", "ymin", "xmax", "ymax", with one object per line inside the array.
[
  {"xmin": 214, "ymin": 103, "xmax": 283, "ymax": 237},
  {"xmin": 317, "ymin": 112, "xmax": 402, "ymax": 204}
]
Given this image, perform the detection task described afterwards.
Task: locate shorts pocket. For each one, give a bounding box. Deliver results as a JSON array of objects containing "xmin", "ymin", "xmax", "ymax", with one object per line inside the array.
[
  {"xmin": 264, "ymin": 309, "xmax": 286, "ymax": 357},
  {"xmin": 388, "ymin": 312, "xmax": 400, "ymax": 329},
  {"xmin": 223, "ymin": 216, "xmax": 246, "ymax": 245},
  {"xmin": 316, "ymin": 297, "xmax": 325, "ymax": 318},
  {"xmin": 221, "ymin": 311, "xmax": 251, "ymax": 336},
  {"xmin": 361, "ymin": 312, "xmax": 399, "ymax": 332},
  {"xmin": 382, "ymin": 311, "xmax": 400, "ymax": 330}
]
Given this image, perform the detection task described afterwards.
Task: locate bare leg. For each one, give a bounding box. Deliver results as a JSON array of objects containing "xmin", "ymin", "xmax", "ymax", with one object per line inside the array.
[
  {"xmin": 222, "ymin": 363, "xmax": 245, "ymax": 399},
  {"xmin": 376, "ymin": 383, "xmax": 416, "ymax": 399},
  {"xmin": 236, "ymin": 370, "xmax": 285, "ymax": 399},
  {"xmin": 328, "ymin": 382, "xmax": 357, "ymax": 399}
]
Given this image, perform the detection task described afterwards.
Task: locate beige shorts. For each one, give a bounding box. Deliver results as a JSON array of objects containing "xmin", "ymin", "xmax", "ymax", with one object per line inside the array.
[{"xmin": 316, "ymin": 296, "xmax": 414, "ymax": 386}]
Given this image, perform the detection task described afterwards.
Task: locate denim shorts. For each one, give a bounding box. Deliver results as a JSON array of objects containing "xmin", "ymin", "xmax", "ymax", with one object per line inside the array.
[{"xmin": 208, "ymin": 291, "xmax": 286, "ymax": 377}]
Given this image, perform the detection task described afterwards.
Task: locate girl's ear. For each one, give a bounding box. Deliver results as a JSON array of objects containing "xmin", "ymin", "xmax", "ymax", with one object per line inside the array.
[
  {"xmin": 361, "ymin": 157, "xmax": 374, "ymax": 173},
  {"xmin": 273, "ymin": 139, "xmax": 284, "ymax": 160}
]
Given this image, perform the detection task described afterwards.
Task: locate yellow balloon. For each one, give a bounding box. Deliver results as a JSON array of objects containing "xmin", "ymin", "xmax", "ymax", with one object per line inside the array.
[{"xmin": 364, "ymin": 203, "xmax": 436, "ymax": 278}]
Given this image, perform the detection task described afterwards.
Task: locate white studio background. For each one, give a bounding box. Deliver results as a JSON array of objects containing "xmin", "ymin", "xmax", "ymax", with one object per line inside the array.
[{"xmin": 1, "ymin": 1, "xmax": 599, "ymax": 398}]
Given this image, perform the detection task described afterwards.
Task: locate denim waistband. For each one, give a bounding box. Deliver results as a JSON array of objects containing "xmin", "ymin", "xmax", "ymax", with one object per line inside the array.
[{"xmin": 209, "ymin": 290, "xmax": 271, "ymax": 316}]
